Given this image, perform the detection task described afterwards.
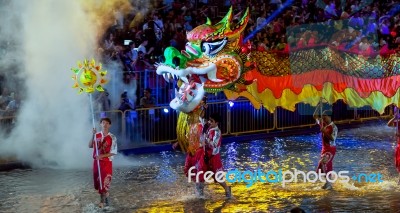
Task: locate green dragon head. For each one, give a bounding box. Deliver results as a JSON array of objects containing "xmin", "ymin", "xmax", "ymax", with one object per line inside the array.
[{"xmin": 156, "ymin": 7, "xmax": 249, "ymax": 113}]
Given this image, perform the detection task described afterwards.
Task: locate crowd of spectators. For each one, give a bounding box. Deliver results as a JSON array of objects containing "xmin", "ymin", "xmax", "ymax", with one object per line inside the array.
[
  {"xmin": 99, "ymin": 0, "xmax": 223, "ymax": 72},
  {"xmin": 96, "ymin": 0, "xmax": 400, "ymax": 111},
  {"xmin": 101, "ymin": 0, "xmax": 400, "ymax": 65},
  {"xmin": 248, "ymin": 0, "xmax": 400, "ymax": 55}
]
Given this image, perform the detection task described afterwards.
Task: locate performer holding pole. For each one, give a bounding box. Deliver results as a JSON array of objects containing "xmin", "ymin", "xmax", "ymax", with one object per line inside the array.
[
  {"xmin": 204, "ymin": 112, "xmax": 232, "ymax": 198},
  {"xmin": 89, "ymin": 117, "xmax": 117, "ymax": 208},
  {"xmin": 387, "ymin": 106, "xmax": 400, "ymax": 185},
  {"xmin": 313, "ymin": 99, "xmax": 338, "ymax": 190}
]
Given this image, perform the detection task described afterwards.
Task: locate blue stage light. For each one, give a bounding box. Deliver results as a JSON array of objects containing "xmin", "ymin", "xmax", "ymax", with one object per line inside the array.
[
  {"xmin": 163, "ymin": 108, "xmax": 169, "ymax": 113},
  {"xmin": 228, "ymin": 101, "xmax": 234, "ymax": 107},
  {"xmin": 244, "ymin": 0, "xmax": 294, "ymax": 43}
]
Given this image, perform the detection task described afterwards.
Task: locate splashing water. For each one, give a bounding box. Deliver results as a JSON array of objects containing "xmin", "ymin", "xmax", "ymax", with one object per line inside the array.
[{"xmin": 156, "ymin": 151, "xmax": 178, "ymax": 183}]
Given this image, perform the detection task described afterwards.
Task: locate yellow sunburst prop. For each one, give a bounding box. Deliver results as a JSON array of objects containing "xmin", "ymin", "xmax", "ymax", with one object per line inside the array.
[{"xmin": 71, "ymin": 59, "xmax": 108, "ymax": 94}]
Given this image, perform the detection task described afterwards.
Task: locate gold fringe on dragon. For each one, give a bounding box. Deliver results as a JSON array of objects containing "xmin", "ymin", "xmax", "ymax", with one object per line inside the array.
[{"xmin": 156, "ymin": 7, "xmax": 400, "ymax": 153}]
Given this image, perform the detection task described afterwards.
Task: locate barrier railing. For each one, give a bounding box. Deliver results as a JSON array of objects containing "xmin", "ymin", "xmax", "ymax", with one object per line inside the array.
[
  {"xmin": 124, "ymin": 106, "xmax": 179, "ymax": 146},
  {"xmin": 0, "ymin": 110, "xmax": 17, "ymax": 135},
  {"xmin": 275, "ymin": 104, "xmax": 316, "ymax": 130},
  {"xmin": 229, "ymin": 100, "xmax": 275, "ymax": 134},
  {"xmin": 331, "ymin": 100, "xmax": 357, "ymax": 124},
  {"xmin": 354, "ymin": 105, "xmax": 392, "ymax": 121},
  {"xmin": 0, "ymin": 101, "xmax": 393, "ymax": 148}
]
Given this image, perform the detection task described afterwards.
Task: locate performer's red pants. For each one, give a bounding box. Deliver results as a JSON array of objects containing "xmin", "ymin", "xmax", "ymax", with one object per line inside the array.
[
  {"xmin": 93, "ymin": 160, "xmax": 112, "ymax": 194},
  {"xmin": 184, "ymin": 148, "xmax": 207, "ymax": 182},
  {"xmin": 317, "ymin": 146, "xmax": 336, "ymax": 175},
  {"xmin": 395, "ymin": 144, "xmax": 400, "ymax": 173}
]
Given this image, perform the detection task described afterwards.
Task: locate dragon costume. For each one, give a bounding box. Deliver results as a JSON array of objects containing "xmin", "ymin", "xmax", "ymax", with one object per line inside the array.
[{"xmin": 156, "ymin": 7, "xmax": 400, "ymax": 153}]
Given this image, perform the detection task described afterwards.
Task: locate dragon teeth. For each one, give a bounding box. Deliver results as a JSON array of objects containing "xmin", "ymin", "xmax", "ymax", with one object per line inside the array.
[
  {"xmin": 181, "ymin": 76, "xmax": 189, "ymax": 84},
  {"xmin": 207, "ymin": 69, "xmax": 223, "ymax": 82},
  {"xmin": 163, "ymin": 73, "xmax": 170, "ymax": 82}
]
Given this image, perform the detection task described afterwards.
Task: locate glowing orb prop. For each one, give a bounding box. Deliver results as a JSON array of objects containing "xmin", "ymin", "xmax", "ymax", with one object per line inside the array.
[{"xmin": 71, "ymin": 59, "xmax": 108, "ymax": 93}]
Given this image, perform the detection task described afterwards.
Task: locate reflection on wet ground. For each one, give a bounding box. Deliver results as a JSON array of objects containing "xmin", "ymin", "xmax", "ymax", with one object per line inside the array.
[{"xmin": 1, "ymin": 121, "xmax": 400, "ymax": 212}]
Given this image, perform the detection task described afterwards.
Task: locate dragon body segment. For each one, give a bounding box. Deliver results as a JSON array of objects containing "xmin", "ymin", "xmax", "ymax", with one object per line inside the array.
[{"xmin": 240, "ymin": 48, "xmax": 400, "ymax": 112}]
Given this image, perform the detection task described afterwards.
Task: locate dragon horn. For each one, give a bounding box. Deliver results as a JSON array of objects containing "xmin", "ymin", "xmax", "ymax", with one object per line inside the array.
[
  {"xmin": 206, "ymin": 17, "xmax": 212, "ymax": 25},
  {"xmin": 239, "ymin": 8, "xmax": 250, "ymax": 27},
  {"xmin": 214, "ymin": 6, "xmax": 233, "ymax": 32},
  {"xmin": 233, "ymin": 7, "xmax": 250, "ymax": 32}
]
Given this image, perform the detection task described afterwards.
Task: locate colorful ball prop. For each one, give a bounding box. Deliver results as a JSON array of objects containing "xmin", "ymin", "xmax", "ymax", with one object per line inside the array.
[{"xmin": 71, "ymin": 59, "xmax": 108, "ymax": 93}]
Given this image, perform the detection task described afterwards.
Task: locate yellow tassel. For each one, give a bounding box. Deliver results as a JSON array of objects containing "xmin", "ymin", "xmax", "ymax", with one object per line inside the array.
[
  {"xmin": 177, "ymin": 112, "xmax": 190, "ymax": 154},
  {"xmin": 176, "ymin": 108, "xmax": 204, "ymax": 155}
]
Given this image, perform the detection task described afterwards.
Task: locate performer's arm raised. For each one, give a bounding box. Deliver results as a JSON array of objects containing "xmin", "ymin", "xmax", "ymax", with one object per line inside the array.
[
  {"xmin": 313, "ymin": 102, "xmax": 322, "ymax": 126},
  {"xmin": 89, "ymin": 128, "xmax": 96, "ymax": 148}
]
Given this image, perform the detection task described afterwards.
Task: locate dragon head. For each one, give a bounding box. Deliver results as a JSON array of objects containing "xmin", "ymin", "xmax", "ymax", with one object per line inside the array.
[{"xmin": 156, "ymin": 7, "xmax": 249, "ymax": 113}]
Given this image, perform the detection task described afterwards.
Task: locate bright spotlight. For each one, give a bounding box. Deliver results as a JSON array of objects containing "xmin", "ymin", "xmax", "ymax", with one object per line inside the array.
[
  {"xmin": 228, "ymin": 101, "xmax": 234, "ymax": 107},
  {"xmin": 163, "ymin": 108, "xmax": 169, "ymax": 113}
]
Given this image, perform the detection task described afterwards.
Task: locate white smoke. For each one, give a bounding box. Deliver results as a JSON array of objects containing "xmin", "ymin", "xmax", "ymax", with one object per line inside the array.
[
  {"xmin": 0, "ymin": 0, "xmax": 158, "ymax": 169},
  {"xmin": 0, "ymin": 0, "xmax": 98, "ymax": 169}
]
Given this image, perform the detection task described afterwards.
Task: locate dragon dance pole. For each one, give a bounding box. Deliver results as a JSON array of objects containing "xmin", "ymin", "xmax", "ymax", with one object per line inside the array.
[
  {"xmin": 90, "ymin": 93, "xmax": 102, "ymax": 190},
  {"xmin": 318, "ymin": 98, "xmax": 325, "ymax": 130},
  {"xmin": 320, "ymin": 98, "xmax": 323, "ymax": 120},
  {"xmin": 396, "ymin": 105, "xmax": 399, "ymax": 142}
]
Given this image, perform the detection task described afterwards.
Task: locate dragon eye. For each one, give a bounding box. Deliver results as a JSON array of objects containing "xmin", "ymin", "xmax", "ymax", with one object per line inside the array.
[
  {"xmin": 201, "ymin": 38, "xmax": 227, "ymax": 56},
  {"xmin": 201, "ymin": 43, "xmax": 210, "ymax": 54}
]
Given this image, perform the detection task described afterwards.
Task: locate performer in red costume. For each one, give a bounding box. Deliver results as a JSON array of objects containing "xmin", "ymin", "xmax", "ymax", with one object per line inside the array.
[
  {"xmin": 89, "ymin": 117, "xmax": 118, "ymax": 208},
  {"xmin": 387, "ymin": 107, "xmax": 400, "ymax": 185},
  {"xmin": 313, "ymin": 107, "xmax": 338, "ymax": 190},
  {"xmin": 204, "ymin": 113, "xmax": 232, "ymax": 198},
  {"xmin": 184, "ymin": 97, "xmax": 208, "ymax": 197}
]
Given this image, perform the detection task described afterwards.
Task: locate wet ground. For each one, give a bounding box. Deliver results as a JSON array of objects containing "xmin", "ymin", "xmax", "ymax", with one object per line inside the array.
[{"xmin": 1, "ymin": 120, "xmax": 400, "ymax": 212}]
